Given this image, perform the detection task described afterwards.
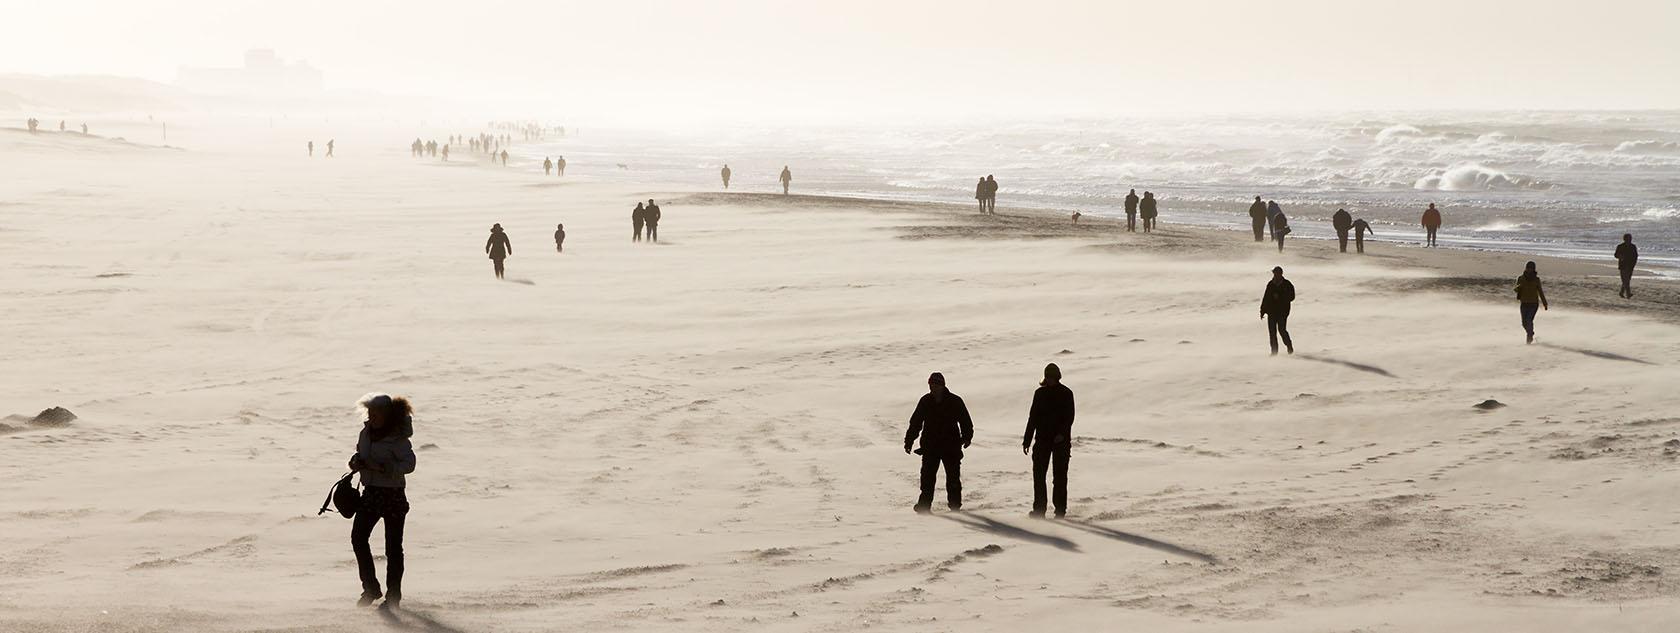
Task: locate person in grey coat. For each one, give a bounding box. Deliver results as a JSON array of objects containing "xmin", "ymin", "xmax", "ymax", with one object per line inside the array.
[{"xmin": 348, "ymin": 393, "xmax": 417, "ymax": 609}]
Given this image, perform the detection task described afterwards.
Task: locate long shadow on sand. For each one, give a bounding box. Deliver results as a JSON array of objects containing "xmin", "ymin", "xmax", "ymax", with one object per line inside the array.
[
  {"xmin": 1296, "ymin": 354, "xmax": 1396, "ymax": 378},
  {"xmin": 1057, "ymin": 519, "xmax": 1219, "ymax": 564},
  {"xmin": 938, "ymin": 512, "xmax": 1080, "ymax": 552},
  {"xmin": 1539, "ymin": 343, "xmax": 1657, "ymax": 365},
  {"xmin": 378, "ymin": 606, "xmax": 471, "ymax": 633}
]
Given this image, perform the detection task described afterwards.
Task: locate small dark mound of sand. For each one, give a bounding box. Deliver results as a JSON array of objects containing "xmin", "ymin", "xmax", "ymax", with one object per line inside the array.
[
  {"xmin": 1129, "ymin": 338, "xmax": 1146, "ymax": 343},
  {"xmin": 31, "ymin": 407, "xmax": 76, "ymax": 426},
  {"xmin": 1474, "ymin": 399, "xmax": 1507, "ymax": 410},
  {"xmin": 1057, "ymin": 349, "xmax": 1074, "ymax": 355},
  {"xmin": 1177, "ymin": 340, "xmax": 1193, "ymax": 344}
]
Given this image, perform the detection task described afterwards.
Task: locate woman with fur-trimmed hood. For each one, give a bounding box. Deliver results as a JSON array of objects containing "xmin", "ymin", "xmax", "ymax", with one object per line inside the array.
[{"xmin": 348, "ymin": 393, "xmax": 416, "ymax": 609}]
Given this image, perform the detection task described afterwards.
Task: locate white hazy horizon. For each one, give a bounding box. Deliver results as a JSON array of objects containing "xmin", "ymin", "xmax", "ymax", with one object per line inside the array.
[{"xmin": 2, "ymin": 0, "xmax": 1678, "ymax": 123}]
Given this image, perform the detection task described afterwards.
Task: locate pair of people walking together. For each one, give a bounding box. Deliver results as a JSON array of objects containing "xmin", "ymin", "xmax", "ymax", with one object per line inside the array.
[{"xmin": 903, "ymin": 365, "xmax": 1074, "ymax": 517}]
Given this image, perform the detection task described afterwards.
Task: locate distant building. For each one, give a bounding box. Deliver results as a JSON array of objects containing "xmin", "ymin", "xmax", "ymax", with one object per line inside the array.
[{"xmin": 177, "ymin": 49, "xmax": 323, "ymax": 95}]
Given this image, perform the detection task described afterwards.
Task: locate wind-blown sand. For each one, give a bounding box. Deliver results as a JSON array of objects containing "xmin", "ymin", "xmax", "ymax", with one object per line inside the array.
[{"xmin": 3, "ymin": 129, "xmax": 1678, "ymax": 632}]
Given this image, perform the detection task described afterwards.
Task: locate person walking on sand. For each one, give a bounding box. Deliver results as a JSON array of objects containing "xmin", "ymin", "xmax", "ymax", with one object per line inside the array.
[
  {"xmin": 644, "ymin": 199, "xmax": 662, "ymax": 243},
  {"xmin": 326, "ymin": 139, "xmax": 335, "ymax": 157},
  {"xmin": 1615, "ymin": 233, "xmax": 1638, "ymax": 299},
  {"xmin": 1422, "ymin": 203, "xmax": 1443, "ymax": 247},
  {"xmin": 308, "ymin": 140, "xmax": 314, "ymax": 157},
  {"xmin": 347, "ymin": 393, "xmax": 416, "ymax": 609},
  {"xmin": 81, "ymin": 123, "xmax": 87, "ymax": 135},
  {"xmin": 1023, "ymin": 363, "xmax": 1074, "ymax": 519},
  {"xmin": 557, "ymin": 156, "xmax": 566, "ymax": 176},
  {"xmin": 975, "ymin": 177, "xmax": 988, "ymax": 214},
  {"xmin": 441, "ymin": 144, "xmax": 449, "ymax": 161},
  {"xmin": 485, "ymin": 224, "xmax": 512, "ymax": 279},
  {"xmin": 1125, "ymin": 189, "xmax": 1140, "ymax": 232},
  {"xmin": 1140, "ymin": 192, "xmax": 1158, "ymax": 232},
  {"xmin": 1352, "ymin": 217, "xmax": 1375, "ymax": 254},
  {"xmin": 721, "ymin": 164, "xmax": 732, "ymax": 189},
  {"xmin": 1270, "ymin": 209, "xmax": 1291, "ymax": 252},
  {"xmin": 500, "ymin": 149, "xmax": 509, "ymax": 166},
  {"xmin": 1515, "ymin": 261, "xmax": 1549, "ymax": 344},
  {"xmin": 631, "ymin": 202, "xmax": 646, "ymax": 242},
  {"xmin": 780, "ymin": 166, "xmax": 793, "ymax": 195},
  {"xmin": 904, "ymin": 372, "xmax": 974, "ymax": 514},
  {"xmin": 543, "ymin": 157, "xmax": 553, "ymax": 176},
  {"xmin": 1260, "ymin": 266, "xmax": 1295, "ymax": 355},
  {"xmin": 984, "ymin": 175, "xmax": 999, "ymax": 213},
  {"xmin": 1248, "ymin": 196, "xmax": 1267, "ymax": 241},
  {"xmin": 1332, "ymin": 208, "xmax": 1354, "ymax": 253},
  {"xmin": 554, "ymin": 223, "xmax": 566, "ymax": 253}
]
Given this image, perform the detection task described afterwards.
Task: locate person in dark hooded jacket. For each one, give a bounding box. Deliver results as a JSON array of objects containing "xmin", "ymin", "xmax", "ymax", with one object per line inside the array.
[
  {"xmin": 348, "ymin": 393, "xmax": 416, "ymax": 609},
  {"xmin": 904, "ymin": 372, "xmax": 974, "ymax": 513},
  {"xmin": 485, "ymin": 224, "xmax": 511, "ymax": 279},
  {"xmin": 1260, "ymin": 266, "xmax": 1295, "ymax": 355},
  {"xmin": 1248, "ymin": 196, "xmax": 1268, "ymax": 241},
  {"xmin": 1270, "ymin": 210, "xmax": 1291, "ymax": 252},
  {"xmin": 1022, "ymin": 363, "xmax": 1074, "ymax": 518},
  {"xmin": 1139, "ymin": 192, "xmax": 1158, "ymax": 232},
  {"xmin": 1332, "ymin": 209, "xmax": 1354, "ymax": 253}
]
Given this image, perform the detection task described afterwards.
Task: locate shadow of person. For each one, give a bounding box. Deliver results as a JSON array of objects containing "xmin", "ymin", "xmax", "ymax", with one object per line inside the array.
[
  {"xmin": 1538, "ymin": 343, "xmax": 1656, "ymax": 365},
  {"xmin": 501, "ymin": 278, "xmax": 537, "ymax": 286},
  {"xmin": 1056, "ymin": 519, "xmax": 1218, "ymax": 564},
  {"xmin": 378, "ymin": 605, "xmax": 471, "ymax": 633},
  {"xmin": 1295, "ymin": 354, "xmax": 1396, "ymax": 378},
  {"xmin": 938, "ymin": 512, "xmax": 1080, "ymax": 552}
]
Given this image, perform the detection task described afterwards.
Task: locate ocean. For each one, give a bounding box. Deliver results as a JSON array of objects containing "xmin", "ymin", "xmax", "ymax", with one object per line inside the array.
[{"xmin": 515, "ymin": 111, "xmax": 1680, "ymax": 270}]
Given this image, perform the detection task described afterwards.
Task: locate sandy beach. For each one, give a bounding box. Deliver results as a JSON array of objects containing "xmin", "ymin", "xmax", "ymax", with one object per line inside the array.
[{"xmin": 4, "ymin": 129, "xmax": 1679, "ymax": 632}]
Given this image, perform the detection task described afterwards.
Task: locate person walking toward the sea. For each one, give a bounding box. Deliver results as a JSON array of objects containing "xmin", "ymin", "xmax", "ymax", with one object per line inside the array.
[
  {"xmin": 1615, "ymin": 233, "xmax": 1638, "ymax": 299},
  {"xmin": 904, "ymin": 372, "xmax": 974, "ymax": 514},
  {"xmin": 1248, "ymin": 196, "xmax": 1267, "ymax": 241},
  {"xmin": 485, "ymin": 224, "xmax": 512, "ymax": 279},
  {"xmin": 1023, "ymin": 363, "xmax": 1074, "ymax": 519},
  {"xmin": 976, "ymin": 177, "xmax": 988, "ymax": 213},
  {"xmin": 1352, "ymin": 218, "xmax": 1375, "ymax": 253},
  {"xmin": 631, "ymin": 202, "xmax": 646, "ymax": 242},
  {"xmin": 554, "ymin": 223, "xmax": 566, "ymax": 253},
  {"xmin": 1515, "ymin": 261, "xmax": 1548, "ymax": 344},
  {"xmin": 347, "ymin": 393, "xmax": 416, "ymax": 609},
  {"xmin": 1266, "ymin": 200, "xmax": 1283, "ymax": 240},
  {"xmin": 1125, "ymin": 189, "xmax": 1140, "ymax": 232},
  {"xmin": 1140, "ymin": 192, "xmax": 1158, "ymax": 232},
  {"xmin": 1260, "ymin": 266, "xmax": 1295, "ymax": 355},
  {"xmin": 543, "ymin": 157, "xmax": 553, "ymax": 176},
  {"xmin": 984, "ymin": 175, "xmax": 998, "ymax": 213},
  {"xmin": 780, "ymin": 166, "xmax": 793, "ymax": 195},
  {"xmin": 557, "ymin": 156, "xmax": 566, "ymax": 176},
  {"xmin": 721, "ymin": 164, "xmax": 732, "ymax": 188},
  {"xmin": 1271, "ymin": 209, "xmax": 1291, "ymax": 252},
  {"xmin": 326, "ymin": 139, "xmax": 335, "ymax": 157},
  {"xmin": 1422, "ymin": 203, "xmax": 1443, "ymax": 247},
  {"xmin": 644, "ymin": 199, "xmax": 662, "ymax": 243},
  {"xmin": 1332, "ymin": 208, "xmax": 1354, "ymax": 253}
]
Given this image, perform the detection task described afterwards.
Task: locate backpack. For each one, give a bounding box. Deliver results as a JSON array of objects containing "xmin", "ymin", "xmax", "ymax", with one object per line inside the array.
[{"xmin": 317, "ymin": 472, "xmax": 360, "ymax": 519}]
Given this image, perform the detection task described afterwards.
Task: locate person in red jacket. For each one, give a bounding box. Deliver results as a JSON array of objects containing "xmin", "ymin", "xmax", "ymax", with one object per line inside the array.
[{"xmin": 1421, "ymin": 203, "xmax": 1443, "ymax": 247}]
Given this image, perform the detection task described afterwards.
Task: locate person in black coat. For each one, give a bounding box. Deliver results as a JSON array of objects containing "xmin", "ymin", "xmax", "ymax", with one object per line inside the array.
[
  {"xmin": 1615, "ymin": 233, "xmax": 1638, "ymax": 299},
  {"xmin": 904, "ymin": 372, "xmax": 974, "ymax": 513},
  {"xmin": 1332, "ymin": 209, "xmax": 1353, "ymax": 253},
  {"xmin": 1124, "ymin": 189, "xmax": 1140, "ymax": 232},
  {"xmin": 1248, "ymin": 196, "xmax": 1267, "ymax": 241},
  {"xmin": 1260, "ymin": 266, "xmax": 1295, "ymax": 355},
  {"xmin": 1022, "ymin": 363, "xmax": 1074, "ymax": 518}
]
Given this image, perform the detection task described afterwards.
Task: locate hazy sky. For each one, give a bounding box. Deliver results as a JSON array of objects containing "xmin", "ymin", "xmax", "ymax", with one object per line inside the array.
[{"xmin": 4, "ymin": 0, "xmax": 1677, "ymax": 122}]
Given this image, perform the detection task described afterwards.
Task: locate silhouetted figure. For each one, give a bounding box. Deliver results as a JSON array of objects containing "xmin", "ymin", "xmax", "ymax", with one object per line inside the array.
[
  {"xmin": 1271, "ymin": 210, "xmax": 1291, "ymax": 252},
  {"xmin": 1615, "ymin": 233, "xmax": 1638, "ymax": 299},
  {"xmin": 721, "ymin": 164, "xmax": 732, "ymax": 188},
  {"xmin": 486, "ymin": 224, "xmax": 511, "ymax": 279},
  {"xmin": 975, "ymin": 178, "xmax": 987, "ymax": 213},
  {"xmin": 904, "ymin": 372, "xmax": 974, "ymax": 513},
  {"xmin": 1124, "ymin": 189, "xmax": 1140, "ymax": 232},
  {"xmin": 554, "ymin": 223, "xmax": 566, "ymax": 253},
  {"xmin": 1422, "ymin": 203, "xmax": 1442, "ymax": 247},
  {"xmin": 59, "ymin": 120, "xmax": 65, "ymax": 131},
  {"xmin": 1260, "ymin": 266, "xmax": 1295, "ymax": 355},
  {"xmin": 26, "ymin": 118, "xmax": 37, "ymax": 133},
  {"xmin": 1515, "ymin": 261, "xmax": 1548, "ymax": 344},
  {"xmin": 1140, "ymin": 192, "xmax": 1158, "ymax": 232},
  {"xmin": 984, "ymin": 175, "xmax": 998, "ymax": 213},
  {"xmin": 80, "ymin": 123, "xmax": 87, "ymax": 135},
  {"xmin": 1022, "ymin": 363, "xmax": 1074, "ymax": 518},
  {"xmin": 500, "ymin": 149, "xmax": 509, "ymax": 166},
  {"xmin": 441, "ymin": 145, "xmax": 449, "ymax": 161},
  {"xmin": 1248, "ymin": 196, "xmax": 1267, "ymax": 241},
  {"xmin": 326, "ymin": 139, "xmax": 335, "ymax": 157},
  {"xmin": 632, "ymin": 203, "xmax": 646, "ymax": 242},
  {"xmin": 543, "ymin": 157, "xmax": 553, "ymax": 175},
  {"xmin": 1266, "ymin": 200, "xmax": 1282, "ymax": 240},
  {"xmin": 557, "ymin": 156, "xmax": 566, "ymax": 176},
  {"xmin": 1071, "ymin": 210, "xmax": 1081, "ymax": 224},
  {"xmin": 1332, "ymin": 208, "xmax": 1353, "ymax": 253},
  {"xmin": 308, "ymin": 140, "xmax": 314, "ymax": 157},
  {"xmin": 347, "ymin": 393, "xmax": 416, "ymax": 609},
  {"xmin": 780, "ymin": 166, "xmax": 792, "ymax": 195},
  {"xmin": 1352, "ymin": 218, "xmax": 1375, "ymax": 253},
  {"xmin": 644, "ymin": 199, "xmax": 661, "ymax": 243}
]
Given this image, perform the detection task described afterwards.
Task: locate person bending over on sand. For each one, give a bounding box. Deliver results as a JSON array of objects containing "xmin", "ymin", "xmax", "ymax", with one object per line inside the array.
[
  {"xmin": 721, "ymin": 164, "xmax": 732, "ymax": 189},
  {"xmin": 1140, "ymin": 192, "xmax": 1158, "ymax": 232},
  {"xmin": 1352, "ymin": 218, "xmax": 1375, "ymax": 254},
  {"xmin": 904, "ymin": 372, "xmax": 974, "ymax": 513},
  {"xmin": 1248, "ymin": 196, "xmax": 1267, "ymax": 241},
  {"xmin": 348, "ymin": 393, "xmax": 416, "ymax": 609},
  {"xmin": 1125, "ymin": 189, "xmax": 1140, "ymax": 232},
  {"xmin": 1261, "ymin": 266, "xmax": 1296, "ymax": 356},
  {"xmin": 984, "ymin": 175, "xmax": 998, "ymax": 213},
  {"xmin": 632, "ymin": 202, "xmax": 646, "ymax": 242},
  {"xmin": 554, "ymin": 223, "xmax": 566, "ymax": 253},
  {"xmin": 1023, "ymin": 363, "xmax": 1074, "ymax": 519},
  {"xmin": 486, "ymin": 224, "xmax": 512, "ymax": 279},
  {"xmin": 1515, "ymin": 261, "xmax": 1548, "ymax": 344},
  {"xmin": 1615, "ymin": 233, "xmax": 1638, "ymax": 299},
  {"xmin": 1332, "ymin": 208, "xmax": 1353, "ymax": 253},
  {"xmin": 1270, "ymin": 209, "xmax": 1291, "ymax": 252},
  {"xmin": 1422, "ymin": 203, "xmax": 1443, "ymax": 247},
  {"xmin": 976, "ymin": 177, "xmax": 988, "ymax": 214},
  {"xmin": 543, "ymin": 157, "xmax": 553, "ymax": 176},
  {"xmin": 644, "ymin": 199, "xmax": 662, "ymax": 243},
  {"xmin": 780, "ymin": 166, "xmax": 793, "ymax": 195}
]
